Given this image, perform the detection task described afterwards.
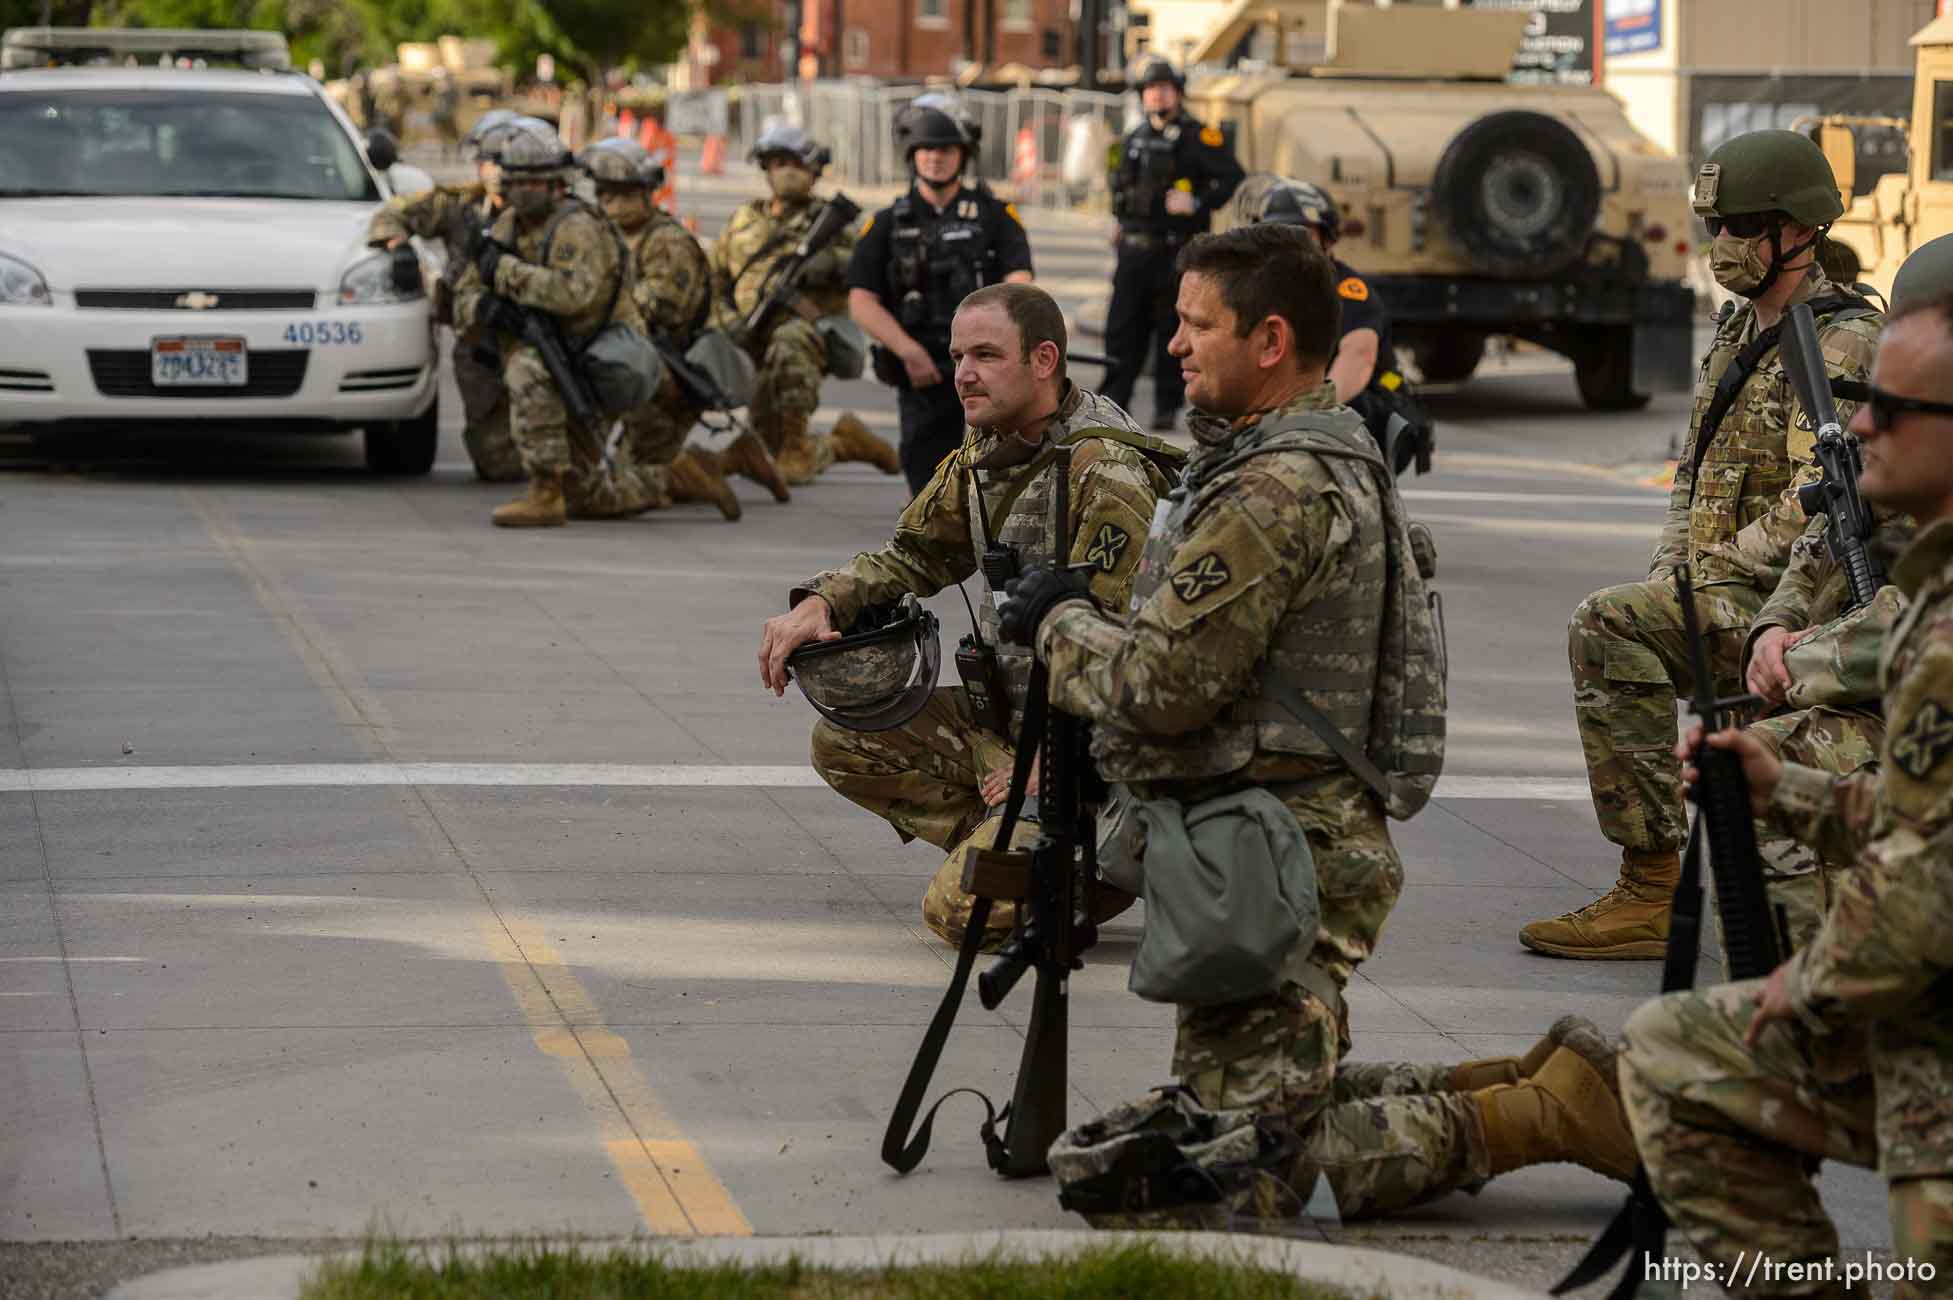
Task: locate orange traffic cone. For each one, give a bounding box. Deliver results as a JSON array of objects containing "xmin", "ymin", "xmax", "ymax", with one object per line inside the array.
[
  {"xmin": 1011, "ymin": 125, "xmax": 1038, "ymax": 200},
  {"xmin": 700, "ymin": 133, "xmax": 726, "ymax": 175}
]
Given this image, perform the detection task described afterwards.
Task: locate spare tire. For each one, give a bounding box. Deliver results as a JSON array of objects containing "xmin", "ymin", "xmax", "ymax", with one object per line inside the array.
[{"xmin": 1431, "ymin": 110, "xmax": 1601, "ymax": 277}]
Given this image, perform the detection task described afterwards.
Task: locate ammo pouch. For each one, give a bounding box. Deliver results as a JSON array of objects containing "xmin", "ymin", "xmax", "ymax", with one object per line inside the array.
[
  {"xmin": 1100, "ymin": 785, "xmax": 1319, "ymax": 1007},
  {"xmin": 681, "ymin": 328, "xmax": 757, "ymax": 409},
  {"xmin": 818, "ymin": 314, "xmax": 869, "ymax": 380},
  {"xmin": 578, "ymin": 322, "xmax": 666, "ymax": 415},
  {"xmin": 870, "ymin": 343, "xmax": 912, "ymax": 391}
]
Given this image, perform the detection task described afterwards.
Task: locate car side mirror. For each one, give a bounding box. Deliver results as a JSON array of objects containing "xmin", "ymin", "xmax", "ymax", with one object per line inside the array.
[
  {"xmin": 366, "ymin": 128, "xmax": 399, "ymax": 172},
  {"xmin": 388, "ymin": 244, "xmax": 422, "ymax": 295}
]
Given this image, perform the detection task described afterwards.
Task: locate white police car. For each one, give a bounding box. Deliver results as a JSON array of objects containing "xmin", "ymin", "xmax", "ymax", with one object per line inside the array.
[{"xmin": 0, "ymin": 27, "xmax": 441, "ymax": 473}]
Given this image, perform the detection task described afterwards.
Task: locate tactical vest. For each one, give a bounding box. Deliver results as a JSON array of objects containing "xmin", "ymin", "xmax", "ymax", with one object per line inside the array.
[
  {"xmin": 1094, "ymin": 407, "xmax": 1447, "ymax": 820},
  {"xmin": 628, "ymin": 212, "xmax": 712, "ymax": 346},
  {"xmin": 889, "ymin": 191, "xmax": 993, "ymax": 351},
  {"xmin": 1114, "ymin": 119, "xmax": 1188, "ymax": 231},
  {"xmin": 964, "ymin": 395, "xmax": 1174, "ymax": 726},
  {"xmin": 1685, "ymin": 292, "xmax": 1878, "ymax": 566}
]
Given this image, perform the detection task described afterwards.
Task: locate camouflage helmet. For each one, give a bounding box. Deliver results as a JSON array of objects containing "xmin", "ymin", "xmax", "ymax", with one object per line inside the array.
[
  {"xmin": 463, "ymin": 108, "xmax": 518, "ymax": 159},
  {"xmin": 1891, "ymin": 233, "xmax": 1953, "ymax": 312},
  {"xmin": 578, "ymin": 137, "xmax": 663, "ymax": 190},
  {"xmin": 1132, "ymin": 54, "xmax": 1184, "ymax": 91},
  {"xmin": 1253, "ymin": 179, "xmax": 1341, "ymax": 243},
  {"xmin": 787, "ymin": 595, "xmax": 940, "ymax": 733},
  {"xmin": 750, "ymin": 122, "xmax": 829, "ymax": 174},
  {"xmin": 1691, "ymin": 129, "xmax": 1844, "ymax": 227},
  {"xmin": 496, "ymin": 119, "xmax": 574, "ymax": 182}
]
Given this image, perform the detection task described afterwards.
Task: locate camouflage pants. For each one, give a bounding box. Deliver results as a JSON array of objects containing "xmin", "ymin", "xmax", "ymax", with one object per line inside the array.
[
  {"xmin": 809, "ymin": 687, "xmax": 1012, "ymax": 939},
  {"xmin": 1569, "ymin": 577, "xmax": 1764, "ymax": 854},
  {"xmin": 504, "ymin": 341, "xmax": 576, "ymax": 477},
  {"xmin": 452, "ymin": 334, "xmax": 522, "ymax": 482},
  {"xmin": 569, "ymin": 375, "xmax": 704, "ymax": 517},
  {"xmin": 750, "ymin": 318, "xmax": 835, "ymax": 475},
  {"xmin": 1716, "ymin": 706, "xmax": 1883, "ymax": 967},
  {"xmin": 1175, "ymin": 817, "xmax": 1478, "ymax": 1219},
  {"xmin": 1622, "ymin": 980, "xmax": 1953, "ymax": 1298}
]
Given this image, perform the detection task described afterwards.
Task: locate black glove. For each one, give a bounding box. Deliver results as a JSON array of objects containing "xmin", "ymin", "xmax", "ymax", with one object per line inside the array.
[
  {"xmin": 476, "ymin": 237, "xmax": 508, "ymax": 287},
  {"xmin": 998, "ymin": 566, "xmax": 1092, "ymax": 646},
  {"xmin": 478, "ymin": 292, "xmax": 527, "ymax": 336}
]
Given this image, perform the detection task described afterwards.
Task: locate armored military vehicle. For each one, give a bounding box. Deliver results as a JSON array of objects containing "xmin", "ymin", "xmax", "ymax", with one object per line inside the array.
[{"xmin": 1182, "ymin": 0, "xmax": 1696, "ymax": 410}]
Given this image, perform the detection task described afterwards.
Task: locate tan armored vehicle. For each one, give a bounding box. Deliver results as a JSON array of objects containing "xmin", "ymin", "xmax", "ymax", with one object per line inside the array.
[
  {"xmin": 1819, "ymin": 14, "xmax": 1953, "ymax": 297},
  {"xmin": 1182, "ymin": 0, "xmax": 1696, "ymax": 409}
]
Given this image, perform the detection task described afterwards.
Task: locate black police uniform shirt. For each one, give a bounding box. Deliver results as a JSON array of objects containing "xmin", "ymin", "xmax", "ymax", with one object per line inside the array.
[
  {"xmin": 846, "ymin": 182, "xmax": 1034, "ymax": 366},
  {"xmin": 1112, "ymin": 113, "xmax": 1246, "ymax": 238},
  {"xmin": 1329, "ymin": 256, "xmax": 1392, "ymax": 391}
]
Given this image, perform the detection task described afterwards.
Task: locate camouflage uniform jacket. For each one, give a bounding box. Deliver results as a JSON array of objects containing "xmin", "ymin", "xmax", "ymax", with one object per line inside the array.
[
  {"xmin": 1765, "ymin": 516, "xmax": 1953, "ymax": 1178},
  {"xmin": 452, "ymin": 197, "xmax": 643, "ymax": 345},
  {"xmin": 1037, "ymin": 385, "xmax": 1393, "ymax": 836},
  {"xmin": 1744, "ymin": 511, "xmax": 1914, "ymax": 711},
  {"xmin": 710, "ymin": 195, "xmax": 856, "ymax": 334},
  {"xmin": 1651, "ymin": 268, "xmax": 1880, "ymax": 594},
  {"xmin": 794, "ymin": 383, "xmax": 1167, "ymax": 730},
  {"xmin": 365, "ymin": 181, "xmax": 492, "ymax": 256},
  {"xmin": 623, "ymin": 209, "xmax": 710, "ymax": 347}
]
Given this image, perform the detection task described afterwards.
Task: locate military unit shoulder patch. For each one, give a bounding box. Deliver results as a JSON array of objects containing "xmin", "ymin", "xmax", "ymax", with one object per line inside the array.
[
  {"xmin": 1337, "ymin": 276, "xmax": 1370, "ymax": 302},
  {"xmin": 858, "ymin": 214, "xmax": 875, "ymax": 236},
  {"xmin": 1086, "ymin": 522, "xmax": 1131, "ymax": 574},
  {"xmin": 1170, "ymin": 553, "xmax": 1232, "ymax": 602},
  {"xmin": 1199, "ymin": 125, "xmax": 1224, "ymax": 148},
  {"xmin": 1889, "ymin": 699, "xmax": 1953, "ymax": 780}
]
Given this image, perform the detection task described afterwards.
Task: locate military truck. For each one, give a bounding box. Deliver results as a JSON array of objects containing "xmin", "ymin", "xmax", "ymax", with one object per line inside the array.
[
  {"xmin": 1818, "ymin": 14, "xmax": 1953, "ymax": 298},
  {"xmin": 1183, "ymin": 0, "xmax": 1696, "ymax": 410}
]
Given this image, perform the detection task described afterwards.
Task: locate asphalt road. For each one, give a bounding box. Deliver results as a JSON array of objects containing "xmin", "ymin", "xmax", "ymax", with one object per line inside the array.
[{"xmin": 0, "ymin": 160, "xmax": 1896, "ymax": 1297}]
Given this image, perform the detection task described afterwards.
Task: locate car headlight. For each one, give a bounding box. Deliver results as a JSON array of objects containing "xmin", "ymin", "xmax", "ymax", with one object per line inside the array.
[
  {"xmin": 0, "ymin": 253, "xmax": 51, "ymax": 306},
  {"xmin": 338, "ymin": 249, "xmax": 424, "ymax": 305}
]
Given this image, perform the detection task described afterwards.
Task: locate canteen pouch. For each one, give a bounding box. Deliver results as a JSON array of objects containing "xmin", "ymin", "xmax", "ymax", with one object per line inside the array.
[
  {"xmin": 1122, "ymin": 787, "xmax": 1319, "ymax": 1007},
  {"xmin": 818, "ymin": 314, "xmax": 869, "ymax": 380},
  {"xmin": 579, "ymin": 322, "xmax": 665, "ymax": 414},
  {"xmin": 683, "ymin": 328, "xmax": 758, "ymax": 409}
]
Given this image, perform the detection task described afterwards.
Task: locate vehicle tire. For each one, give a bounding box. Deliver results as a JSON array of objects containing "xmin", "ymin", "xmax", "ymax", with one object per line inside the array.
[
  {"xmin": 1412, "ymin": 332, "xmax": 1486, "ymax": 385},
  {"xmin": 1575, "ymin": 329, "xmax": 1651, "ymax": 412},
  {"xmin": 1431, "ymin": 110, "xmax": 1602, "ymax": 277},
  {"xmin": 365, "ymin": 397, "xmax": 438, "ymax": 475}
]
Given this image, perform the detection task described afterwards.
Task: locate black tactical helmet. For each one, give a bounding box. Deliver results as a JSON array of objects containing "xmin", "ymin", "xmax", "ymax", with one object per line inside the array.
[
  {"xmin": 1691, "ymin": 129, "xmax": 1844, "ymax": 227},
  {"xmin": 750, "ymin": 122, "xmax": 830, "ymax": 174},
  {"xmin": 1255, "ymin": 179, "xmax": 1341, "ymax": 243},
  {"xmin": 1891, "ymin": 233, "xmax": 1953, "ymax": 312},
  {"xmin": 578, "ymin": 137, "xmax": 663, "ymax": 190},
  {"xmin": 787, "ymin": 595, "xmax": 940, "ymax": 733},
  {"xmin": 894, "ymin": 102, "xmax": 974, "ymax": 162},
  {"xmin": 1132, "ymin": 55, "xmax": 1184, "ymax": 91},
  {"xmin": 912, "ymin": 91, "xmax": 981, "ymax": 149}
]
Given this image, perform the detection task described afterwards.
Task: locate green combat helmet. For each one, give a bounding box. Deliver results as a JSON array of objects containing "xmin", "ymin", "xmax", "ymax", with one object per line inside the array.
[
  {"xmin": 1891, "ymin": 233, "xmax": 1953, "ymax": 311},
  {"xmin": 1690, "ymin": 128, "xmax": 1843, "ymax": 227},
  {"xmin": 788, "ymin": 595, "xmax": 940, "ymax": 732}
]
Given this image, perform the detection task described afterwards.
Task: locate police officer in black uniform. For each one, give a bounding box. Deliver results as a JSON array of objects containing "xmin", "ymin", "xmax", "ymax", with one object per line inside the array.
[
  {"xmin": 848, "ymin": 102, "xmax": 1034, "ymax": 492},
  {"xmin": 1102, "ymin": 55, "xmax": 1245, "ymax": 432},
  {"xmin": 1254, "ymin": 179, "xmax": 1432, "ymax": 473}
]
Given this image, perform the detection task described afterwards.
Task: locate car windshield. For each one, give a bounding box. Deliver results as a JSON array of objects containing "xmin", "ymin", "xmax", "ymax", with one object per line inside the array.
[{"xmin": 0, "ymin": 88, "xmax": 378, "ymax": 201}]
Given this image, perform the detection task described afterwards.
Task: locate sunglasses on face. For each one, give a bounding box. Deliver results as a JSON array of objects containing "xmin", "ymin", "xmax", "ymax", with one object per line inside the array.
[
  {"xmin": 1702, "ymin": 212, "xmax": 1774, "ymax": 239},
  {"xmin": 1832, "ymin": 378, "xmax": 1953, "ymax": 432}
]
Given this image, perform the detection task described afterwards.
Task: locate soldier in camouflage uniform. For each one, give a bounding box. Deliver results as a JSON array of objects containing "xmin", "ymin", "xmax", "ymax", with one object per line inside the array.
[
  {"xmin": 1622, "ymin": 292, "xmax": 1953, "ymax": 1299},
  {"xmin": 366, "ymin": 110, "xmax": 528, "ymax": 482},
  {"xmin": 757, "ymin": 284, "xmax": 1174, "ymax": 947},
  {"xmin": 1008, "ymin": 226, "xmax": 1633, "ymax": 1224},
  {"xmin": 578, "ymin": 138, "xmax": 788, "ymax": 521},
  {"xmin": 451, "ymin": 121, "xmax": 645, "ymax": 528},
  {"xmin": 1522, "ymin": 130, "xmax": 1883, "ymax": 960},
  {"xmin": 714, "ymin": 125, "xmax": 901, "ymax": 486}
]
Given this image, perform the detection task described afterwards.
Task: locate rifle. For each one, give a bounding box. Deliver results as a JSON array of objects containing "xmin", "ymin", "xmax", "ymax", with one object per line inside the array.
[
  {"xmin": 1554, "ymin": 563, "xmax": 1780, "ymax": 1300},
  {"xmin": 739, "ymin": 193, "xmax": 863, "ymax": 347},
  {"xmin": 882, "ymin": 446, "xmax": 1104, "ymax": 1179},
  {"xmin": 1782, "ymin": 302, "xmax": 1885, "ymax": 611},
  {"xmin": 497, "ymin": 293, "xmax": 608, "ymax": 470}
]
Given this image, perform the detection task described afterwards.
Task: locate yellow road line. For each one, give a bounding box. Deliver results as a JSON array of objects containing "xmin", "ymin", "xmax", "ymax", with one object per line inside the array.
[{"xmin": 191, "ymin": 489, "xmax": 749, "ymax": 1236}]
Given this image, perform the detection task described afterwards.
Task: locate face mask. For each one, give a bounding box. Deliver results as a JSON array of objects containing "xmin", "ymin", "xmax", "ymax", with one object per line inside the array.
[
  {"xmin": 509, "ymin": 184, "xmax": 553, "ymax": 220},
  {"xmin": 1709, "ymin": 230, "xmax": 1772, "ymax": 297},
  {"xmin": 767, "ymin": 165, "xmax": 814, "ymax": 201}
]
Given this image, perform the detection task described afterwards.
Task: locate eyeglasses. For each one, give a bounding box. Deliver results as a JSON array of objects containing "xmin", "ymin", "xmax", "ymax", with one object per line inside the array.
[
  {"xmin": 1702, "ymin": 212, "xmax": 1775, "ymax": 239},
  {"xmin": 1835, "ymin": 379, "xmax": 1953, "ymax": 432}
]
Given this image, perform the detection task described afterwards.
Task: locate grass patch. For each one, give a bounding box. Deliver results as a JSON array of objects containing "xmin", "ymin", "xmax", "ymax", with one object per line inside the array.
[{"xmin": 301, "ymin": 1236, "xmax": 1355, "ymax": 1300}]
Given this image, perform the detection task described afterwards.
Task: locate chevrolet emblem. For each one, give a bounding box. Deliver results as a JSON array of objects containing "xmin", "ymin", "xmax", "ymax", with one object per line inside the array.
[{"xmin": 175, "ymin": 291, "xmax": 221, "ymax": 310}]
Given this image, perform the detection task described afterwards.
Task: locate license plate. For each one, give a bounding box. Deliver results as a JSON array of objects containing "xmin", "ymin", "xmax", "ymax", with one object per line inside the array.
[{"xmin": 151, "ymin": 336, "xmax": 247, "ymax": 387}]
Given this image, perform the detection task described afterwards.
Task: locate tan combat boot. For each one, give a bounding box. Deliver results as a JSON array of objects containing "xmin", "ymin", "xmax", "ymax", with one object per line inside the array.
[
  {"xmin": 722, "ymin": 429, "xmax": 791, "ymax": 502},
  {"xmin": 491, "ymin": 470, "xmax": 567, "ymax": 528},
  {"xmin": 775, "ymin": 410, "xmax": 820, "ymax": 486},
  {"xmin": 1447, "ymin": 1015, "xmax": 1616, "ymax": 1092},
  {"xmin": 665, "ymin": 448, "xmax": 741, "ymax": 521},
  {"xmin": 1518, "ymin": 848, "xmax": 1680, "ymax": 960},
  {"xmin": 827, "ymin": 412, "xmax": 901, "ymax": 475},
  {"xmin": 1472, "ymin": 1044, "xmax": 1637, "ymax": 1182}
]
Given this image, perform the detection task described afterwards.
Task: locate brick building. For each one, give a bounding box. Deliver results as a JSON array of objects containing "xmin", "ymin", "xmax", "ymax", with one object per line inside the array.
[{"xmin": 682, "ymin": 0, "xmax": 1084, "ymax": 86}]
